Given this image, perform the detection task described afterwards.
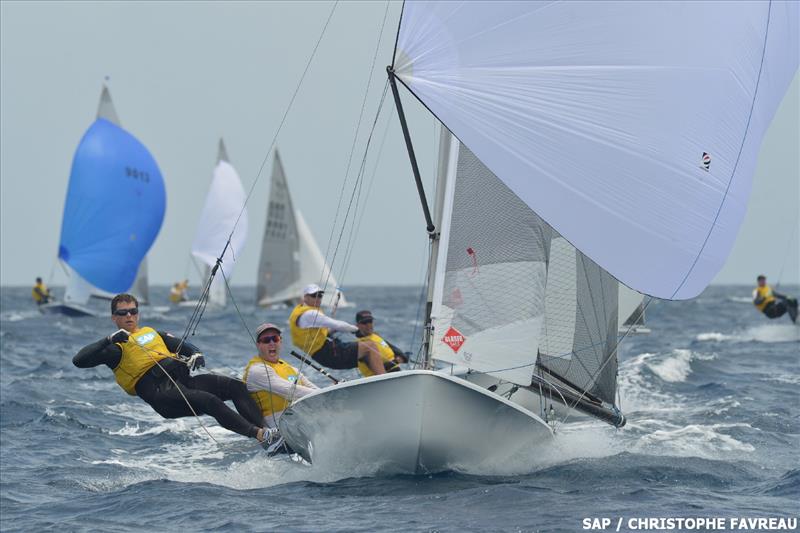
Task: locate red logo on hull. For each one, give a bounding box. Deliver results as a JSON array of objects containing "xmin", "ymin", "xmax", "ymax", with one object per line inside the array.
[{"xmin": 442, "ymin": 326, "xmax": 466, "ymax": 353}]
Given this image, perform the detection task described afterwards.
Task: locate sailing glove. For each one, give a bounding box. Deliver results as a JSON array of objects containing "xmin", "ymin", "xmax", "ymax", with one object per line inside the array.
[{"xmin": 108, "ymin": 329, "xmax": 130, "ymax": 344}]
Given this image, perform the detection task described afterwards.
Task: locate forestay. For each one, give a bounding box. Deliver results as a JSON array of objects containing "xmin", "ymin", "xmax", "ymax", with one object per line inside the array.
[
  {"xmin": 431, "ymin": 138, "xmax": 619, "ymax": 404},
  {"xmin": 395, "ymin": 1, "xmax": 799, "ymax": 300},
  {"xmin": 190, "ymin": 139, "xmax": 248, "ymax": 305}
]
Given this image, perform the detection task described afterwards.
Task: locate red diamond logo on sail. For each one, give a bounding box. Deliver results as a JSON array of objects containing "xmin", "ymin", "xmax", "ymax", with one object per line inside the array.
[{"xmin": 442, "ymin": 327, "xmax": 466, "ymax": 353}]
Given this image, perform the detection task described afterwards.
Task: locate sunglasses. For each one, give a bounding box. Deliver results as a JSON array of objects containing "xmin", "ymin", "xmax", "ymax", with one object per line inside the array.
[
  {"xmin": 308, "ymin": 292, "xmax": 324, "ymax": 298},
  {"xmin": 113, "ymin": 308, "xmax": 139, "ymax": 316},
  {"xmin": 257, "ymin": 334, "xmax": 281, "ymax": 344},
  {"xmin": 358, "ymin": 318, "xmax": 373, "ymax": 324}
]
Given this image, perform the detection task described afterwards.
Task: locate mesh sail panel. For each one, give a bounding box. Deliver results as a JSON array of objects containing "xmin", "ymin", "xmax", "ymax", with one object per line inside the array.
[
  {"xmin": 539, "ymin": 249, "xmax": 619, "ymax": 404},
  {"xmin": 432, "ymin": 142, "xmax": 619, "ymax": 403},
  {"xmin": 257, "ymin": 153, "xmax": 300, "ymax": 305},
  {"xmin": 431, "ymin": 145, "xmax": 550, "ymax": 385}
]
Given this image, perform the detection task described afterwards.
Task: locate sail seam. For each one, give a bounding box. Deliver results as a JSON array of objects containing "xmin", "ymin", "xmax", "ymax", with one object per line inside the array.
[{"xmin": 671, "ymin": 0, "xmax": 773, "ymax": 299}]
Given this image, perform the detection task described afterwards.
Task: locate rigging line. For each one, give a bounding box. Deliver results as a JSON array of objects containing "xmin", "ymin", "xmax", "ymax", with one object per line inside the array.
[
  {"xmin": 318, "ymin": 83, "xmax": 390, "ymax": 297},
  {"xmin": 557, "ymin": 295, "xmax": 655, "ymax": 428},
  {"xmin": 177, "ymin": 1, "xmax": 340, "ymax": 342},
  {"xmin": 409, "ymin": 236, "xmax": 431, "ymax": 357},
  {"xmin": 340, "ymin": 108, "xmax": 393, "ymax": 278},
  {"xmin": 319, "ymin": 1, "xmax": 392, "ymax": 289}
]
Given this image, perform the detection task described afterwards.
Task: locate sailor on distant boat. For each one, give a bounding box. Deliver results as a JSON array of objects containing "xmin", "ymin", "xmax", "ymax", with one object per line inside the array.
[
  {"xmin": 753, "ymin": 275, "xmax": 798, "ymax": 323},
  {"xmin": 243, "ymin": 323, "xmax": 318, "ymax": 454},
  {"xmin": 32, "ymin": 277, "xmax": 52, "ymax": 305},
  {"xmin": 169, "ymin": 279, "xmax": 189, "ymax": 303},
  {"xmin": 354, "ymin": 310, "xmax": 409, "ymax": 377},
  {"xmin": 73, "ymin": 293, "xmax": 272, "ymax": 442},
  {"xmin": 289, "ymin": 284, "xmax": 386, "ymax": 375}
]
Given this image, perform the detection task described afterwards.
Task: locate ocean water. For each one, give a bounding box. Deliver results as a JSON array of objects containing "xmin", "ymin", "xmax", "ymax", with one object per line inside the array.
[{"xmin": 1, "ymin": 285, "xmax": 798, "ymax": 532}]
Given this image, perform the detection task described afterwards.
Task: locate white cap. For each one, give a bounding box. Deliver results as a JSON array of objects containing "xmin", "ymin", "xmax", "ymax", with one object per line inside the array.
[{"xmin": 303, "ymin": 283, "xmax": 324, "ymax": 295}]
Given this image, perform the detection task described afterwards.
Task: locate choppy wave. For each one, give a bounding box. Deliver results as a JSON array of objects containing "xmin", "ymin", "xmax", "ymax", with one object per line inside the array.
[{"xmin": 696, "ymin": 325, "xmax": 800, "ymax": 344}]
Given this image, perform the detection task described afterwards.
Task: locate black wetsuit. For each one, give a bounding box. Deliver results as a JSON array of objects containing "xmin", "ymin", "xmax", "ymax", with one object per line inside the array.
[{"xmin": 73, "ymin": 332, "xmax": 263, "ymax": 438}]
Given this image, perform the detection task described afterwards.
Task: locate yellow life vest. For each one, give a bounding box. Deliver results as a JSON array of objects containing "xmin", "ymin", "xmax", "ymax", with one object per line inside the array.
[
  {"xmin": 113, "ymin": 327, "xmax": 172, "ymax": 395},
  {"xmin": 289, "ymin": 304, "xmax": 328, "ymax": 355},
  {"xmin": 32, "ymin": 283, "xmax": 49, "ymax": 303},
  {"xmin": 357, "ymin": 333, "xmax": 396, "ymax": 377},
  {"xmin": 753, "ymin": 286, "xmax": 775, "ymax": 311},
  {"xmin": 242, "ymin": 356, "xmax": 299, "ymax": 417}
]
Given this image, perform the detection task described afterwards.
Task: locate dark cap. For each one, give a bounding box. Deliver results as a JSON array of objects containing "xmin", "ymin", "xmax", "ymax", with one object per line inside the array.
[{"xmin": 355, "ymin": 310, "xmax": 374, "ymax": 324}]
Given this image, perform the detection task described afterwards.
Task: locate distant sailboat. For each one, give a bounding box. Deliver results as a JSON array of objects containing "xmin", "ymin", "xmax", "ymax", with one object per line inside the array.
[
  {"xmin": 43, "ymin": 85, "xmax": 165, "ymax": 317},
  {"xmin": 279, "ymin": 1, "xmax": 798, "ymax": 474},
  {"xmin": 189, "ymin": 138, "xmax": 248, "ymax": 307},
  {"xmin": 256, "ymin": 150, "xmax": 349, "ymax": 309}
]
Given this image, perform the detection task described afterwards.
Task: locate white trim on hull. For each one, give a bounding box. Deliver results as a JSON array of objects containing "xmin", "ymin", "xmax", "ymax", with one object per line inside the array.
[{"xmin": 278, "ymin": 370, "xmax": 553, "ymax": 475}]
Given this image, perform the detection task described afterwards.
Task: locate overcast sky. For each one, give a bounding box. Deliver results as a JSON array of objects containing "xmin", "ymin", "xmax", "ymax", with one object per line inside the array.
[{"xmin": 1, "ymin": 1, "xmax": 798, "ymax": 292}]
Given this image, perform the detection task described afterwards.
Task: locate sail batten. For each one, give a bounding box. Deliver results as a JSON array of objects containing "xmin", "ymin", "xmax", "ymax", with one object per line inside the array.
[{"xmin": 395, "ymin": 1, "xmax": 799, "ymax": 300}]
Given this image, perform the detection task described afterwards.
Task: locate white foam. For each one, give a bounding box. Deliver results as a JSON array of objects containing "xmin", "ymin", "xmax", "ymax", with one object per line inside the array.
[
  {"xmin": 628, "ymin": 422, "xmax": 756, "ymax": 458},
  {"xmin": 696, "ymin": 325, "xmax": 799, "ymax": 344},
  {"xmin": 0, "ymin": 310, "xmax": 41, "ymax": 322},
  {"xmin": 648, "ymin": 349, "xmax": 693, "ymax": 383},
  {"xmin": 764, "ymin": 374, "xmax": 800, "ymax": 385}
]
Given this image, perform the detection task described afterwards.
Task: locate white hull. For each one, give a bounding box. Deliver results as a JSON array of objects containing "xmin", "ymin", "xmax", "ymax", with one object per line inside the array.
[
  {"xmin": 278, "ymin": 370, "xmax": 553, "ymax": 474},
  {"xmin": 39, "ymin": 301, "xmax": 98, "ymax": 317}
]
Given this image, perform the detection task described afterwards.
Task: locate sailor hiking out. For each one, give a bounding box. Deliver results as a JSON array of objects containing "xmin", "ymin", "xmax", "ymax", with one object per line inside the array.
[
  {"xmin": 32, "ymin": 277, "xmax": 52, "ymax": 305},
  {"xmin": 243, "ymin": 323, "xmax": 319, "ymax": 454},
  {"xmin": 289, "ymin": 284, "xmax": 386, "ymax": 375},
  {"xmin": 73, "ymin": 294, "xmax": 272, "ymax": 442},
  {"xmin": 753, "ymin": 275, "xmax": 798, "ymax": 323}
]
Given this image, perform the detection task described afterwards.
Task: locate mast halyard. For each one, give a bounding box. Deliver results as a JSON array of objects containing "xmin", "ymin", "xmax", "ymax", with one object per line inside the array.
[{"xmin": 387, "ymin": 67, "xmax": 439, "ymax": 368}]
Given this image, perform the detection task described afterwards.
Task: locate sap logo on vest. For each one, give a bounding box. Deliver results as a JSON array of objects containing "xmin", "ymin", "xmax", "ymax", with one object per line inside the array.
[{"xmin": 135, "ymin": 332, "xmax": 157, "ymax": 345}]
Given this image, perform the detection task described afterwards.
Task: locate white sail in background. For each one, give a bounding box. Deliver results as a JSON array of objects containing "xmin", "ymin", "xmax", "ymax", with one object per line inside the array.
[
  {"xmin": 618, "ymin": 285, "xmax": 647, "ymax": 333},
  {"xmin": 257, "ymin": 150, "xmax": 348, "ymax": 308},
  {"xmin": 190, "ymin": 139, "xmax": 248, "ymax": 307},
  {"xmin": 395, "ymin": 1, "xmax": 799, "ymax": 300}
]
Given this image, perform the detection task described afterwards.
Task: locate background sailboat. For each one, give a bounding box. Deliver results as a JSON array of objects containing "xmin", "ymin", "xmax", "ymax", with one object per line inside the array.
[
  {"xmin": 256, "ymin": 149, "xmax": 349, "ymax": 309},
  {"xmin": 188, "ymin": 138, "xmax": 248, "ymax": 308},
  {"xmin": 279, "ymin": 1, "xmax": 797, "ymax": 474},
  {"xmin": 43, "ymin": 85, "xmax": 165, "ymax": 316}
]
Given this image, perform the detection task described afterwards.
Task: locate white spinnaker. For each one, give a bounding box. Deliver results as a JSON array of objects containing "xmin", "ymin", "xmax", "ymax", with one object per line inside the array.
[
  {"xmin": 190, "ymin": 142, "xmax": 248, "ymax": 306},
  {"xmin": 395, "ymin": 1, "xmax": 799, "ymax": 300}
]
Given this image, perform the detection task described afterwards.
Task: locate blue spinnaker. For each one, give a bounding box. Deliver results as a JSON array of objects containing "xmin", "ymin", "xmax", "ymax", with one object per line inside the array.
[{"xmin": 58, "ymin": 118, "xmax": 166, "ymax": 293}]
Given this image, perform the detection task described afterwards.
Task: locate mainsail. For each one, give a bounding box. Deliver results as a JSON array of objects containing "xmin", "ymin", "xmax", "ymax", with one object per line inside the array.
[
  {"xmin": 257, "ymin": 150, "xmax": 348, "ymax": 308},
  {"xmin": 394, "ymin": 1, "xmax": 799, "ymax": 300},
  {"xmin": 190, "ymin": 139, "xmax": 248, "ymax": 307},
  {"xmin": 59, "ymin": 85, "xmax": 165, "ymax": 304},
  {"xmin": 430, "ymin": 137, "xmax": 621, "ymax": 421}
]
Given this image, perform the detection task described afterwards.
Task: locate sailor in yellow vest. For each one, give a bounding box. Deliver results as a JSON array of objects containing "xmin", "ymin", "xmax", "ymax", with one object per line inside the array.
[
  {"xmin": 354, "ymin": 310, "xmax": 409, "ymax": 378},
  {"xmin": 753, "ymin": 275, "xmax": 798, "ymax": 323},
  {"xmin": 289, "ymin": 284, "xmax": 387, "ymax": 375},
  {"xmin": 32, "ymin": 277, "xmax": 51, "ymax": 305},
  {"xmin": 243, "ymin": 323, "xmax": 319, "ymax": 453},
  {"xmin": 169, "ymin": 279, "xmax": 189, "ymax": 303},
  {"xmin": 73, "ymin": 293, "xmax": 274, "ymax": 443}
]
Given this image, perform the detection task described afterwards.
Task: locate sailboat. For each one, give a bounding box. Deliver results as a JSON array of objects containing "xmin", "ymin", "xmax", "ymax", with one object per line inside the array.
[
  {"xmin": 256, "ymin": 150, "xmax": 349, "ymax": 309},
  {"xmin": 618, "ymin": 286, "xmax": 650, "ymax": 335},
  {"xmin": 42, "ymin": 85, "xmax": 166, "ymax": 317},
  {"xmin": 188, "ymin": 138, "xmax": 248, "ymax": 308},
  {"xmin": 278, "ymin": 2, "xmax": 798, "ymax": 474}
]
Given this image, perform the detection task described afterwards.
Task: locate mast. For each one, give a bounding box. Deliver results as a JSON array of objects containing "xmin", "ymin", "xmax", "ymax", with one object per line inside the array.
[{"xmin": 387, "ymin": 67, "xmax": 438, "ymax": 367}]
